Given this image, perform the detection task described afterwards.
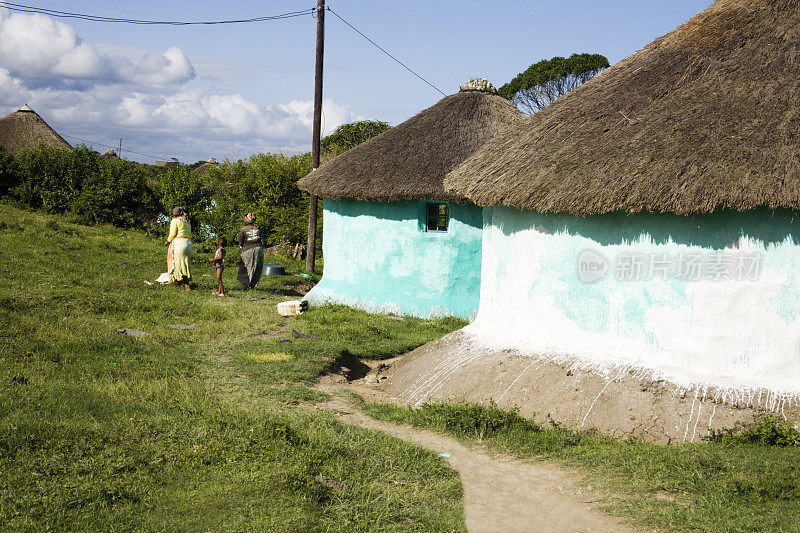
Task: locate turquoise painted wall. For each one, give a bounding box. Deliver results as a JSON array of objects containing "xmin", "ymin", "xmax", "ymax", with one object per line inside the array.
[
  {"xmin": 467, "ymin": 206, "xmax": 800, "ymax": 394},
  {"xmin": 304, "ymin": 198, "xmax": 483, "ymax": 319}
]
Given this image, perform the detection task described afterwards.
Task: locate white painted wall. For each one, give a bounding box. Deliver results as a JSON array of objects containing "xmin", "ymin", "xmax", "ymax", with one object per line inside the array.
[{"xmin": 465, "ymin": 206, "xmax": 800, "ymax": 397}]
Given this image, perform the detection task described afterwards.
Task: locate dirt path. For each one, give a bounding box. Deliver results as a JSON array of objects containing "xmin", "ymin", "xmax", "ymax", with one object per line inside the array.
[{"xmin": 315, "ymin": 379, "xmax": 644, "ymax": 533}]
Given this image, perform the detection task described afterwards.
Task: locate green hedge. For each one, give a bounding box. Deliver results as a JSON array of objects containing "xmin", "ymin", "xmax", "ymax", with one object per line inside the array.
[
  {"xmin": 0, "ymin": 146, "xmax": 316, "ymax": 252},
  {"xmin": 0, "ymin": 120, "xmax": 388, "ymax": 251}
]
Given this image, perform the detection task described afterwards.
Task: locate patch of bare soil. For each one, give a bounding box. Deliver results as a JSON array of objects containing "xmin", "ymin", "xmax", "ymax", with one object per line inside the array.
[
  {"xmin": 290, "ymin": 281, "xmax": 315, "ymax": 295},
  {"xmin": 249, "ymin": 319, "xmax": 291, "ymax": 340},
  {"xmin": 315, "ymin": 376, "xmax": 642, "ymax": 533},
  {"xmin": 373, "ymin": 331, "xmax": 800, "ymax": 444}
]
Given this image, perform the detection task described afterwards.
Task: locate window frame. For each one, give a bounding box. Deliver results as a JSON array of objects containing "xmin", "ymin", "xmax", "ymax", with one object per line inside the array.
[{"xmin": 424, "ymin": 201, "xmax": 449, "ymax": 233}]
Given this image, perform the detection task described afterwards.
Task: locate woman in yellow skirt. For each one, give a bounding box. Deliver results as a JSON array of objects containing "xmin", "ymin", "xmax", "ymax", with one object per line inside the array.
[{"xmin": 165, "ymin": 206, "xmax": 193, "ymax": 292}]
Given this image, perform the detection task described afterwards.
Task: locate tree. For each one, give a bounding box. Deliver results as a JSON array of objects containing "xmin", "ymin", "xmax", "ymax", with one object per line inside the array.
[
  {"xmin": 202, "ymin": 153, "xmax": 313, "ymax": 248},
  {"xmin": 11, "ymin": 144, "xmax": 99, "ymax": 213},
  {"xmin": 320, "ymin": 120, "xmax": 390, "ymax": 160},
  {"xmin": 155, "ymin": 165, "xmax": 211, "ymax": 233},
  {"xmin": 72, "ymin": 159, "xmax": 160, "ymax": 228},
  {"xmin": 0, "ymin": 147, "xmax": 15, "ymax": 198},
  {"xmin": 498, "ymin": 53, "xmax": 609, "ymax": 114}
]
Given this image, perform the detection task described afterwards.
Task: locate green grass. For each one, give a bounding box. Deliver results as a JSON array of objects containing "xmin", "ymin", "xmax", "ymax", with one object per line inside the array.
[
  {"xmin": 12, "ymin": 203, "xmax": 799, "ymax": 532},
  {"xmin": 0, "ymin": 205, "xmax": 465, "ymax": 531},
  {"xmin": 356, "ymin": 399, "xmax": 800, "ymax": 532}
]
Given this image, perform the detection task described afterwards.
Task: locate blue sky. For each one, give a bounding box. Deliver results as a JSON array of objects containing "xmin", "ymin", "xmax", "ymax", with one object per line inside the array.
[{"xmin": 0, "ymin": 0, "xmax": 712, "ymax": 163}]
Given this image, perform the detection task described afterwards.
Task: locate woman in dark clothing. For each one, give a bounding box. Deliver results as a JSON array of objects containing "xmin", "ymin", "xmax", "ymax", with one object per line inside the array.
[{"xmin": 236, "ymin": 212, "xmax": 265, "ymax": 289}]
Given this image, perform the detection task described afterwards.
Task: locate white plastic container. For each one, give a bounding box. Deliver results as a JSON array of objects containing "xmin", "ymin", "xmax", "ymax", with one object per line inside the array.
[{"xmin": 277, "ymin": 300, "xmax": 306, "ymax": 316}]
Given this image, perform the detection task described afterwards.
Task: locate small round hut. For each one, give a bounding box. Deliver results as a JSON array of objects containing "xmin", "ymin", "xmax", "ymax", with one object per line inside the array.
[
  {"xmin": 298, "ymin": 80, "xmax": 524, "ymax": 319},
  {"xmin": 193, "ymin": 158, "xmax": 219, "ymax": 175},
  {"xmin": 0, "ymin": 104, "xmax": 71, "ymax": 155},
  {"xmin": 99, "ymin": 149, "xmax": 121, "ymax": 162}
]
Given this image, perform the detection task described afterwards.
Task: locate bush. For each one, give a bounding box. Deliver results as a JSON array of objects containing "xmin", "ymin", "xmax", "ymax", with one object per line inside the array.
[
  {"xmin": 203, "ymin": 153, "xmax": 314, "ymax": 248},
  {"xmin": 11, "ymin": 145, "xmax": 98, "ymax": 213},
  {"xmin": 154, "ymin": 165, "xmax": 211, "ymax": 233},
  {"xmin": 0, "ymin": 148, "xmax": 15, "ymax": 198},
  {"xmin": 71, "ymin": 160, "xmax": 161, "ymax": 228},
  {"xmin": 320, "ymin": 120, "xmax": 390, "ymax": 159},
  {"xmin": 414, "ymin": 400, "xmax": 541, "ymax": 439},
  {"xmin": 1, "ymin": 119, "xmax": 388, "ymax": 245},
  {"xmin": 704, "ymin": 415, "xmax": 800, "ymax": 446}
]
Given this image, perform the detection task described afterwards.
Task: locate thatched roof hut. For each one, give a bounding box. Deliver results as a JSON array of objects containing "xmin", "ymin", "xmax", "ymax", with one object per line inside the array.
[
  {"xmin": 445, "ymin": 0, "xmax": 800, "ymax": 216},
  {"xmin": 99, "ymin": 149, "xmax": 121, "ymax": 162},
  {"xmin": 298, "ymin": 82, "xmax": 524, "ymax": 202},
  {"xmin": 193, "ymin": 158, "xmax": 219, "ymax": 175},
  {"xmin": 0, "ymin": 104, "xmax": 71, "ymax": 155}
]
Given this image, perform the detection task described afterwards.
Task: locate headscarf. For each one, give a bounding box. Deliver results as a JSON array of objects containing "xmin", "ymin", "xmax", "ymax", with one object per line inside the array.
[
  {"xmin": 172, "ymin": 206, "xmax": 186, "ymax": 218},
  {"xmin": 244, "ymin": 212, "xmax": 256, "ymax": 224}
]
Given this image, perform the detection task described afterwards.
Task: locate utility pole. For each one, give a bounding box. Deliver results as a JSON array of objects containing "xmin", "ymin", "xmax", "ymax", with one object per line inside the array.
[
  {"xmin": 306, "ymin": 0, "xmax": 325, "ymax": 273},
  {"xmin": 118, "ymin": 138, "xmax": 122, "ymax": 158}
]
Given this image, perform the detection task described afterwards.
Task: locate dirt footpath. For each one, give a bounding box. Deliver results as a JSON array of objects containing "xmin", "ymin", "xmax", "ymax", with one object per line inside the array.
[{"xmin": 315, "ymin": 378, "xmax": 644, "ymax": 533}]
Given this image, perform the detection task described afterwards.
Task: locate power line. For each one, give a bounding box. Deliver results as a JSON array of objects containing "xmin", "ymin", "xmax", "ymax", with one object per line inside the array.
[
  {"xmin": 0, "ymin": 2, "xmax": 446, "ymax": 97},
  {"xmin": 0, "ymin": 2, "xmax": 314, "ymax": 25},
  {"xmin": 4, "ymin": 2, "xmax": 448, "ymax": 161},
  {"xmin": 60, "ymin": 133, "xmax": 170, "ymax": 161},
  {"xmin": 327, "ymin": 7, "xmax": 447, "ymax": 97}
]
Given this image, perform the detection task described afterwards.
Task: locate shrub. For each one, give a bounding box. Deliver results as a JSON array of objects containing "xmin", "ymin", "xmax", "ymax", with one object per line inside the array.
[
  {"xmin": 71, "ymin": 159, "xmax": 161, "ymax": 227},
  {"xmin": 320, "ymin": 120, "xmax": 390, "ymax": 159},
  {"xmin": 704, "ymin": 415, "xmax": 800, "ymax": 446},
  {"xmin": 203, "ymin": 153, "xmax": 314, "ymax": 248},
  {"xmin": 11, "ymin": 145, "xmax": 98, "ymax": 213},
  {"xmin": 154, "ymin": 165, "xmax": 211, "ymax": 233},
  {"xmin": 0, "ymin": 147, "xmax": 15, "ymax": 198},
  {"xmin": 414, "ymin": 400, "xmax": 541, "ymax": 439}
]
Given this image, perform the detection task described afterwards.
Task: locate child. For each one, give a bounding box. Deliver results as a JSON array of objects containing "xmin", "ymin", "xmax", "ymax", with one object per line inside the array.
[{"xmin": 209, "ymin": 237, "xmax": 227, "ymax": 296}]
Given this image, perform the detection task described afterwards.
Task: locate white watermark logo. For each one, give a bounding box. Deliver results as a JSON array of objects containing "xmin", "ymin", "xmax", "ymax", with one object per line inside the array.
[
  {"xmin": 577, "ymin": 250, "xmax": 762, "ymax": 283},
  {"xmin": 577, "ymin": 249, "xmax": 609, "ymax": 283}
]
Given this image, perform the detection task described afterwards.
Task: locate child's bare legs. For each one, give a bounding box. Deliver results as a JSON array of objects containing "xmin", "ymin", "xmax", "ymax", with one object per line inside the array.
[{"xmin": 216, "ymin": 268, "xmax": 224, "ymax": 295}]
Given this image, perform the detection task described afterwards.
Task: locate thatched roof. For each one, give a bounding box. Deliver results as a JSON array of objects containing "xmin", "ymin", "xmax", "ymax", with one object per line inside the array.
[
  {"xmin": 193, "ymin": 158, "xmax": 219, "ymax": 175},
  {"xmin": 0, "ymin": 105, "xmax": 71, "ymax": 155},
  {"xmin": 298, "ymin": 85, "xmax": 524, "ymax": 202},
  {"xmin": 445, "ymin": 0, "xmax": 800, "ymax": 215},
  {"xmin": 99, "ymin": 149, "xmax": 121, "ymax": 162}
]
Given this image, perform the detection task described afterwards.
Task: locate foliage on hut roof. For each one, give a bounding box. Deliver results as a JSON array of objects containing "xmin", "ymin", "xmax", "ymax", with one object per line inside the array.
[
  {"xmin": 445, "ymin": 0, "xmax": 800, "ymax": 215},
  {"xmin": 0, "ymin": 105, "xmax": 71, "ymax": 155},
  {"xmin": 298, "ymin": 87, "xmax": 524, "ymax": 202}
]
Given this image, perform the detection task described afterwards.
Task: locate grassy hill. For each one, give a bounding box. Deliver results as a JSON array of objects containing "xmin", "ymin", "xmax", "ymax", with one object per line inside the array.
[{"xmin": 0, "ymin": 205, "xmax": 466, "ymax": 531}]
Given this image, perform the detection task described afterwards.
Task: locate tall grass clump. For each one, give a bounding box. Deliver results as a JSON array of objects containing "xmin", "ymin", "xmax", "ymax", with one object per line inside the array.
[{"xmin": 704, "ymin": 415, "xmax": 800, "ymax": 446}]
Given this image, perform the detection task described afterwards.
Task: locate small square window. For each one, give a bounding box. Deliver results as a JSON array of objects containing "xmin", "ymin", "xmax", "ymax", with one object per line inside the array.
[{"xmin": 425, "ymin": 202, "xmax": 449, "ymax": 233}]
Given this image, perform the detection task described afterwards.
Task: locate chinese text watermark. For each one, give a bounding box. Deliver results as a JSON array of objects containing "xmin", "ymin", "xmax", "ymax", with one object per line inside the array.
[{"xmin": 577, "ymin": 249, "xmax": 762, "ymax": 283}]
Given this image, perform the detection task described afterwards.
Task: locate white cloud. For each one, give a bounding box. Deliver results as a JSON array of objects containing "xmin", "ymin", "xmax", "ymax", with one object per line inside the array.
[
  {"xmin": 0, "ymin": 8, "xmax": 356, "ymax": 162},
  {"xmin": 119, "ymin": 47, "xmax": 195, "ymax": 85},
  {"xmin": 0, "ymin": 8, "xmax": 194, "ymax": 88},
  {"xmin": 0, "ymin": 8, "xmax": 99, "ymax": 78},
  {"xmin": 0, "ymin": 67, "xmax": 23, "ymax": 97},
  {"xmin": 281, "ymin": 99, "xmax": 352, "ymax": 134},
  {"xmin": 114, "ymin": 91, "xmax": 351, "ymax": 141},
  {"xmin": 51, "ymin": 42, "xmax": 106, "ymax": 79},
  {"xmin": 205, "ymin": 94, "xmax": 261, "ymax": 134}
]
